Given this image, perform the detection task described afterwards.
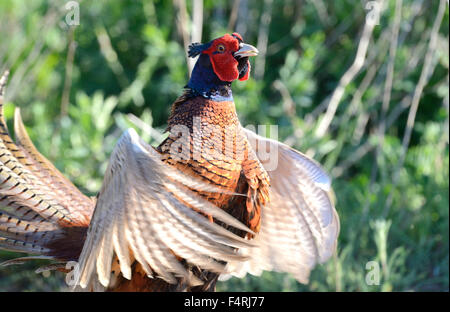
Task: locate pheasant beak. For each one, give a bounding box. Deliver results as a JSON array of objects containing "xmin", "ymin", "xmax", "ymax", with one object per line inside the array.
[{"xmin": 234, "ymin": 43, "xmax": 259, "ymax": 58}]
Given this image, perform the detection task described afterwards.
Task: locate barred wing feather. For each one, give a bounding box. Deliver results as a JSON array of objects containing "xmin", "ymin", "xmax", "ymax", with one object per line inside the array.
[
  {"xmin": 221, "ymin": 128, "xmax": 340, "ymax": 284},
  {"xmin": 75, "ymin": 128, "xmax": 255, "ymax": 289}
]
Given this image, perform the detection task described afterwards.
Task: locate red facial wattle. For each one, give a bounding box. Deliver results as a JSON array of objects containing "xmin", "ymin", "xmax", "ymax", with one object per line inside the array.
[
  {"xmin": 202, "ymin": 34, "xmax": 240, "ymax": 82},
  {"xmin": 209, "ymin": 53, "xmax": 240, "ymax": 82}
]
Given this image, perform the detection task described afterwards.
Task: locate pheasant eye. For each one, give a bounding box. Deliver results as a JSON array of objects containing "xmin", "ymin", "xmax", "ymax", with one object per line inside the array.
[{"xmin": 216, "ymin": 44, "xmax": 226, "ymax": 53}]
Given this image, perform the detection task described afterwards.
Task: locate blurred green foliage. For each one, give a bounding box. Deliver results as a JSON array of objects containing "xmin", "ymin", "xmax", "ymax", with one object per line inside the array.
[{"xmin": 0, "ymin": 0, "xmax": 448, "ymax": 291}]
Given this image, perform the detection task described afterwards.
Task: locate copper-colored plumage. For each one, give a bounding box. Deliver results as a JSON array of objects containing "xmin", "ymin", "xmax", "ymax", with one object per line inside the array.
[{"xmin": 162, "ymin": 93, "xmax": 269, "ymax": 225}]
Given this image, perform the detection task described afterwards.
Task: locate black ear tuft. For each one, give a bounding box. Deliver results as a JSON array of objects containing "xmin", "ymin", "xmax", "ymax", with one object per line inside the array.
[{"xmin": 188, "ymin": 42, "xmax": 206, "ymax": 58}]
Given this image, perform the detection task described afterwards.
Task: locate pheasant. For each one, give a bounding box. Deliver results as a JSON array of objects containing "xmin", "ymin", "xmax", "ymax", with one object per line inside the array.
[{"xmin": 0, "ymin": 33, "xmax": 339, "ymax": 292}]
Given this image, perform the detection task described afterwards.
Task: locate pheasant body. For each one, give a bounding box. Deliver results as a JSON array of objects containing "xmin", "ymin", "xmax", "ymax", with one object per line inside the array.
[
  {"xmin": 112, "ymin": 93, "xmax": 269, "ymax": 291},
  {"xmin": 162, "ymin": 96, "xmax": 246, "ymax": 205},
  {"xmin": 108, "ymin": 39, "xmax": 269, "ymax": 291}
]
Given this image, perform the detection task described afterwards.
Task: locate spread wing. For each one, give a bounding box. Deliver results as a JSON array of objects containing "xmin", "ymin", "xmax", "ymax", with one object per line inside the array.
[
  {"xmin": 75, "ymin": 128, "xmax": 255, "ymax": 289},
  {"xmin": 222, "ymin": 128, "xmax": 340, "ymax": 284},
  {"xmin": 0, "ymin": 70, "xmax": 93, "ymax": 229},
  {"xmin": 1, "ymin": 70, "xmax": 94, "ymax": 260}
]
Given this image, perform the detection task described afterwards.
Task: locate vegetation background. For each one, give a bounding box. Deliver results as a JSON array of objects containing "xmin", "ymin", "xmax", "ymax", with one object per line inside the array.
[{"xmin": 0, "ymin": 0, "xmax": 448, "ymax": 291}]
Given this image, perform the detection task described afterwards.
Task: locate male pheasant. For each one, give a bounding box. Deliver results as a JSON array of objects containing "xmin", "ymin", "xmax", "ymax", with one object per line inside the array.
[{"xmin": 0, "ymin": 33, "xmax": 339, "ymax": 292}]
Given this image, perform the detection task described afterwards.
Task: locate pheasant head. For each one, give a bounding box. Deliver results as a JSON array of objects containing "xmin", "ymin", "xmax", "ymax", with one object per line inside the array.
[{"xmin": 187, "ymin": 33, "xmax": 258, "ymax": 99}]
